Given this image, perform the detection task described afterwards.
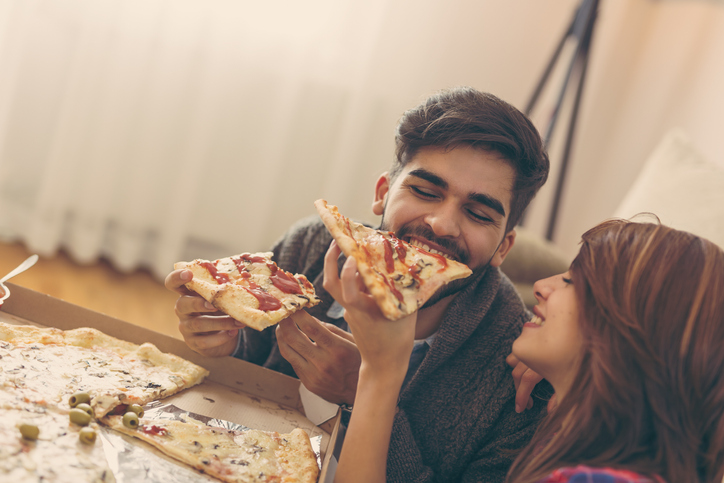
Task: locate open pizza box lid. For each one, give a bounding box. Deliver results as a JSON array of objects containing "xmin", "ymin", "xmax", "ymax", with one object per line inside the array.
[{"xmin": 0, "ymin": 282, "xmax": 342, "ymax": 482}]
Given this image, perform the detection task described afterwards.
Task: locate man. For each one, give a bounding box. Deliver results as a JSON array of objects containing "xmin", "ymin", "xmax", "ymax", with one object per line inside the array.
[{"xmin": 166, "ymin": 86, "xmax": 550, "ymax": 482}]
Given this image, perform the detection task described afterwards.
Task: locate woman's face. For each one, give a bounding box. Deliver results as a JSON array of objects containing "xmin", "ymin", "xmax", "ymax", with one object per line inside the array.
[{"xmin": 512, "ymin": 271, "xmax": 583, "ymax": 399}]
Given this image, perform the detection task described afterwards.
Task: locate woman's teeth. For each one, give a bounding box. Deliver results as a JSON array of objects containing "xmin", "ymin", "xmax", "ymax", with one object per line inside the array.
[{"xmin": 530, "ymin": 315, "xmax": 544, "ymax": 326}]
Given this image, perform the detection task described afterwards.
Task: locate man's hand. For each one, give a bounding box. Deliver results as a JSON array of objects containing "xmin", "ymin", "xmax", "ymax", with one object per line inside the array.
[
  {"xmin": 506, "ymin": 352, "xmax": 557, "ymax": 413},
  {"xmin": 276, "ymin": 313, "xmax": 361, "ymax": 405},
  {"xmin": 165, "ymin": 269, "xmax": 243, "ymax": 358}
]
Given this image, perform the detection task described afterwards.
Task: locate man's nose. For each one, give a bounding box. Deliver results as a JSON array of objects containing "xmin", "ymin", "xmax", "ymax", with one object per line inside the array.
[{"xmin": 424, "ymin": 203, "xmax": 461, "ymax": 238}]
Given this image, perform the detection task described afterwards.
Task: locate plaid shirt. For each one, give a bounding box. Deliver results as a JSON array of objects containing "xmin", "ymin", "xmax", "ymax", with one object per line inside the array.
[{"xmin": 537, "ymin": 465, "xmax": 665, "ymax": 483}]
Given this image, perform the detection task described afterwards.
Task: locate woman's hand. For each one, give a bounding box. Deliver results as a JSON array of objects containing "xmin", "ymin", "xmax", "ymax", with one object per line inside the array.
[
  {"xmin": 323, "ymin": 241, "xmax": 416, "ymax": 378},
  {"xmin": 324, "ymin": 240, "xmax": 416, "ymax": 483}
]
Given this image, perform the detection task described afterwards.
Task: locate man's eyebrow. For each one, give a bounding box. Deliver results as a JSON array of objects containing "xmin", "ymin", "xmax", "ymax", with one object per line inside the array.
[
  {"xmin": 469, "ymin": 193, "xmax": 506, "ymax": 218},
  {"xmin": 407, "ymin": 168, "xmax": 506, "ymax": 217},
  {"xmin": 407, "ymin": 168, "xmax": 447, "ymax": 189}
]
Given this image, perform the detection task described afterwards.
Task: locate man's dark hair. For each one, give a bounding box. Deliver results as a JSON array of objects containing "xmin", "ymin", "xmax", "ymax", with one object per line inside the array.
[{"xmin": 392, "ymin": 86, "xmax": 549, "ymax": 233}]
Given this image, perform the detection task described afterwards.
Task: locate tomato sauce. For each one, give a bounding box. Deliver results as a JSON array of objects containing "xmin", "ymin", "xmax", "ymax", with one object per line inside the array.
[
  {"xmin": 200, "ymin": 261, "xmax": 230, "ymax": 284},
  {"xmin": 269, "ymin": 268, "xmax": 303, "ymax": 295},
  {"xmin": 244, "ymin": 282, "xmax": 282, "ymax": 311},
  {"xmin": 141, "ymin": 425, "xmax": 169, "ymax": 436}
]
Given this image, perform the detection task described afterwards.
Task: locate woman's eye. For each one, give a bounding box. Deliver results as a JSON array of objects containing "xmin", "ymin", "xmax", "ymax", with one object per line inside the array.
[{"xmin": 562, "ymin": 277, "xmax": 573, "ymax": 285}]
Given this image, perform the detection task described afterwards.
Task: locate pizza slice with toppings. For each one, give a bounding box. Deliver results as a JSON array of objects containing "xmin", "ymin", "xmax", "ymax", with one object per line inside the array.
[
  {"xmin": 174, "ymin": 252, "xmax": 320, "ymax": 331},
  {"xmin": 102, "ymin": 414, "xmax": 319, "ymax": 483},
  {"xmin": 314, "ymin": 199, "xmax": 472, "ymax": 320}
]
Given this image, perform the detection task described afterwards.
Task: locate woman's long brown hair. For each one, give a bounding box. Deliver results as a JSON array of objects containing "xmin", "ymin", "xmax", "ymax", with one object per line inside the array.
[{"xmin": 506, "ymin": 220, "xmax": 724, "ymax": 483}]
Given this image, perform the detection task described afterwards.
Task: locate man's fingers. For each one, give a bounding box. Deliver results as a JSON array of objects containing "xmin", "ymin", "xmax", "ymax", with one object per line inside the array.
[
  {"xmin": 179, "ymin": 314, "xmax": 243, "ymax": 335},
  {"xmin": 175, "ymin": 294, "xmax": 221, "ymax": 317},
  {"xmin": 289, "ymin": 311, "xmax": 334, "ymax": 345},
  {"xmin": 547, "ymin": 393, "xmax": 558, "ymax": 412},
  {"xmin": 165, "ymin": 269, "xmax": 195, "ymax": 295},
  {"xmin": 276, "ymin": 318, "xmax": 314, "ymax": 354},
  {"xmin": 324, "ymin": 322, "xmax": 355, "ymax": 342},
  {"xmin": 276, "ymin": 319, "xmax": 310, "ymax": 366},
  {"xmin": 188, "ymin": 329, "xmax": 238, "ymax": 350},
  {"xmin": 182, "ymin": 329, "xmax": 239, "ymax": 358},
  {"xmin": 509, "ymin": 356, "xmax": 545, "ymax": 412},
  {"xmin": 515, "ymin": 368, "xmax": 544, "ymax": 413},
  {"xmin": 510, "ymin": 359, "xmax": 528, "ymax": 391}
]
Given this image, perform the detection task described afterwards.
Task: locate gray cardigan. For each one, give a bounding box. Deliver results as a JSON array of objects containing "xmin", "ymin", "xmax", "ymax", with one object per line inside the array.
[{"xmin": 236, "ymin": 216, "xmax": 549, "ymax": 482}]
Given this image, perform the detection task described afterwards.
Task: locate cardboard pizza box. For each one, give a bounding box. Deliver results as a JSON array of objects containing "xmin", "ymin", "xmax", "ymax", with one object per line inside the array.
[{"xmin": 0, "ymin": 282, "xmax": 342, "ymax": 482}]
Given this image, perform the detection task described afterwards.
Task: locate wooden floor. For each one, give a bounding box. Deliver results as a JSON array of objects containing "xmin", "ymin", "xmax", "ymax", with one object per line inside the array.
[{"xmin": 0, "ymin": 241, "xmax": 182, "ymax": 340}]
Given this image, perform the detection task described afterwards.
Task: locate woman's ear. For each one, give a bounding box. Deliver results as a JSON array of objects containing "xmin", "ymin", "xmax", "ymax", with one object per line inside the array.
[{"xmin": 372, "ymin": 172, "xmax": 390, "ymax": 216}]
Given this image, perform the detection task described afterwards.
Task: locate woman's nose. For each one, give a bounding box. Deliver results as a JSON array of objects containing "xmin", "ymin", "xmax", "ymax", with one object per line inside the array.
[{"xmin": 532, "ymin": 275, "xmax": 558, "ymax": 301}]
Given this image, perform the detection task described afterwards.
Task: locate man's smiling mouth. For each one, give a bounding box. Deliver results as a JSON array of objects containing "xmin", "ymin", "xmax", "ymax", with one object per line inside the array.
[{"xmin": 407, "ymin": 238, "xmax": 457, "ymax": 261}]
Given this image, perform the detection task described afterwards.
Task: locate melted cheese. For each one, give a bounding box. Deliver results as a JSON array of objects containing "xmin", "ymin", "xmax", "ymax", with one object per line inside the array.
[
  {"xmin": 0, "ymin": 340, "xmax": 188, "ymax": 416},
  {"xmin": 104, "ymin": 417, "xmax": 303, "ymax": 482},
  {"xmin": 0, "ymin": 405, "xmax": 114, "ymax": 482}
]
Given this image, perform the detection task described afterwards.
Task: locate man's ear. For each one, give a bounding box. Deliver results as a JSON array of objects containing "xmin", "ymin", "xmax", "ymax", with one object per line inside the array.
[
  {"xmin": 372, "ymin": 172, "xmax": 390, "ymax": 216},
  {"xmin": 489, "ymin": 229, "xmax": 516, "ymax": 268}
]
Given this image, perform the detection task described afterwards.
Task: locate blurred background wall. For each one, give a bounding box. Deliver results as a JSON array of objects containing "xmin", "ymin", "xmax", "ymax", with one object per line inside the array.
[{"xmin": 0, "ymin": 0, "xmax": 722, "ymax": 280}]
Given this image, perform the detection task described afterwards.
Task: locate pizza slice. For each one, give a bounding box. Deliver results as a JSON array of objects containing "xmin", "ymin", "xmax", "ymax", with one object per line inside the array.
[
  {"xmin": 102, "ymin": 414, "xmax": 319, "ymax": 483},
  {"xmin": 0, "ymin": 322, "xmax": 209, "ymax": 417},
  {"xmin": 175, "ymin": 252, "xmax": 320, "ymax": 331},
  {"xmin": 314, "ymin": 199, "xmax": 473, "ymax": 320}
]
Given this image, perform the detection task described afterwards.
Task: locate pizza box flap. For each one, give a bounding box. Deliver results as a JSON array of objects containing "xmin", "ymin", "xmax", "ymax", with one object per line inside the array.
[{"xmin": 1, "ymin": 282, "xmax": 341, "ymax": 482}]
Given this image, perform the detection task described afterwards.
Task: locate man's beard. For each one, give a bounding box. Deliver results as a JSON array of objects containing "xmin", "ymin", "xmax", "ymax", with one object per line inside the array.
[{"xmin": 379, "ymin": 213, "xmax": 492, "ymax": 308}]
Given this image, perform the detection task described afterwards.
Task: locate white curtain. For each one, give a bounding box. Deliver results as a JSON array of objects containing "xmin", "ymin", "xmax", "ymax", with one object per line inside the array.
[
  {"xmin": 0, "ymin": 0, "xmax": 579, "ymax": 278},
  {"xmin": 1, "ymin": 0, "xmax": 721, "ymax": 277}
]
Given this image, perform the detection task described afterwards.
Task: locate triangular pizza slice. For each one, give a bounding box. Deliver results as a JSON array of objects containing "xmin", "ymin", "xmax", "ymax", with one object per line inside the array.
[
  {"xmin": 175, "ymin": 252, "xmax": 320, "ymax": 331},
  {"xmin": 315, "ymin": 199, "xmax": 472, "ymax": 320},
  {"xmin": 101, "ymin": 414, "xmax": 319, "ymax": 483}
]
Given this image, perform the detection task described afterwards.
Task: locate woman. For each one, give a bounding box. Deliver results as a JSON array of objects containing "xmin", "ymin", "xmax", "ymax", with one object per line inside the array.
[{"xmin": 329, "ymin": 219, "xmax": 724, "ymax": 483}]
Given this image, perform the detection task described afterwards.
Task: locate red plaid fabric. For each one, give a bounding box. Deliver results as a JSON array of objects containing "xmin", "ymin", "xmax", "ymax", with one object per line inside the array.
[{"xmin": 536, "ymin": 465, "xmax": 665, "ymax": 483}]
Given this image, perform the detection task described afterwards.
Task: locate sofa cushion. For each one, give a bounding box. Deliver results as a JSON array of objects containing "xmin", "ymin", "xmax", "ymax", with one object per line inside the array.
[{"xmin": 614, "ymin": 128, "xmax": 724, "ymax": 249}]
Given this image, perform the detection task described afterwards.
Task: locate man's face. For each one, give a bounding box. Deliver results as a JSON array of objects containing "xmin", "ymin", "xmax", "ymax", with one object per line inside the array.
[{"xmin": 373, "ymin": 145, "xmax": 516, "ymax": 303}]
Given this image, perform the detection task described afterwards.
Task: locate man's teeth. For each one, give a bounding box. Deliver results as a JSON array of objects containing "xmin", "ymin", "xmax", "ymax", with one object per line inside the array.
[
  {"xmin": 530, "ymin": 315, "xmax": 544, "ymax": 326},
  {"xmin": 409, "ymin": 239, "xmax": 449, "ymax": 258}
]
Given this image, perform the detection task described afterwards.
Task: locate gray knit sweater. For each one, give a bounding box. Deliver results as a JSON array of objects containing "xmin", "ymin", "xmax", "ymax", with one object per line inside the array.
[{"xmin": 236, "ymin": 216, "xmax": 549, "ymax": 482}]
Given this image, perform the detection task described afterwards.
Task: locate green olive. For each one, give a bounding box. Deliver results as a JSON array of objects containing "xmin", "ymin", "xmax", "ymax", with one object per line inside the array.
[
  {"xmin": 69, "ymin": 408, "xmax": 92, "ymax": 426},
  {"xmin": 19, "ymin": 423, "xmax": 40, "ymax": 440},
  {"xmin": 127, "ymin": 404, "xmax": 144, "ymax": 418},
  {"xmin": 78, "ymin": 427, "xmax": 97, "ymax": 445},
  {"xmin": 68, "ymin": 392, "xmax": 90, "ymax": 408},
  {"xmin": 122, "ymin": 411, "xmax": 139, "ymax": 429},
  {"xmin": 75, "ymin": 403, "xmax": 94, "ymax": 418}
]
